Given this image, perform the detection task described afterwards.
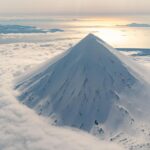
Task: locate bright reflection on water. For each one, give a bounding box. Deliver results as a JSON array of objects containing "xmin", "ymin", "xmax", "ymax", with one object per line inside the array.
[{"xmin": 0, "ymin": 15, "xmax": 150, "ymax": 48}]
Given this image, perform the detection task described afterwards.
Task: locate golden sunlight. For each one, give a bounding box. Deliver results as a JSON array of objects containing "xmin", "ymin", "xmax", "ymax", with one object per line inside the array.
[{"xmin": 96, "ymin": 28, "xmax": 125, "ymax": 47}]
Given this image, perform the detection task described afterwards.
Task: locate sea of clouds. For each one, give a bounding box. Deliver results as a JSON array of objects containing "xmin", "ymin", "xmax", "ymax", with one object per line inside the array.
[{"xmin": 1, "ymin": 31, "xmax": 150, "ymax": 150}]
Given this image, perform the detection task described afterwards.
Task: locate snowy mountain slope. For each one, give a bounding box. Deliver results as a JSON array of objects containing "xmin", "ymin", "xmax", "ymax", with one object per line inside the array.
[
  {"xmin": 0, "ymin": 87, "xmax": 125, "ymax": 150},
  {"xmin": 15, "ymin": 34, "xmax": 149, "ymax": 135},
  {"xmin": 110, "ymin": 122, "xmax": 150, "ymax": 150}
]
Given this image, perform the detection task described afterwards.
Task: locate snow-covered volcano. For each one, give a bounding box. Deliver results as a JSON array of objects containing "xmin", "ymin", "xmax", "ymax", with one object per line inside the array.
[{"xmin": 16, "ymin": 34, "xmax": 144, "ymax": 133}]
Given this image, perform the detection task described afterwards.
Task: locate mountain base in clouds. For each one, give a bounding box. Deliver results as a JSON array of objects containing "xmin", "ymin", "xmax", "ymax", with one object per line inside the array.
[
  {"xmin": 16, "ymin": 34, "xmax": 150, "ymax": 143},
  {"xmin": 0, "ymin": 29, "xmax": 150, "ymax": 150}
]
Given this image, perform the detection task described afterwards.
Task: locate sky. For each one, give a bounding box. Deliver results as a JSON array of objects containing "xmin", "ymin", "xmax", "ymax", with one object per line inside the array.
[{"xmin": 0, "ymin": 0, "xmax": 150, "ymax": 15}]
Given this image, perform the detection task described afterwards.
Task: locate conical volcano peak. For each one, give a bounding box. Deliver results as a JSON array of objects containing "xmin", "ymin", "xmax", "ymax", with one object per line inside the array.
[
  {"xmin": 84, "ymin": 33, "xmax": 97, "ymax": 40},
  {"xmin": 81, "ymin": 33, "xmax": 105, "ymax": 44},
  {"xmin": 67, "ymin": 33, "xmax": 114, "ymax": 62},
  {"xmin": 16, "ymin": 33, "xmax": 140, "ymax": 132}
]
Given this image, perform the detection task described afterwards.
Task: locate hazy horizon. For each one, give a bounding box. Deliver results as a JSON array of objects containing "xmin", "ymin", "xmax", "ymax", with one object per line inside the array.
[{"xmin": 0, "ymin": 0, "xmax": 150, "ymax": 15}]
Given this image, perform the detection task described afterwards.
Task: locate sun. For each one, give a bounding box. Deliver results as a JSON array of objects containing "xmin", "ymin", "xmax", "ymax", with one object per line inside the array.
[{"xmin": 96, "ymin": 28, "xmax": 125, "ymax": 47}]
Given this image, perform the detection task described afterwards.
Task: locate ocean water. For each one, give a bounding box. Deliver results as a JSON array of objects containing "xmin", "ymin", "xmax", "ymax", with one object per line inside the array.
[{"xmin": 0, "ymin": 14, "xmax": 150, "ymax": 48}]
